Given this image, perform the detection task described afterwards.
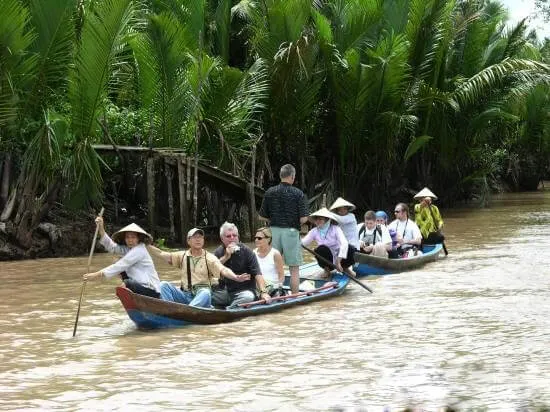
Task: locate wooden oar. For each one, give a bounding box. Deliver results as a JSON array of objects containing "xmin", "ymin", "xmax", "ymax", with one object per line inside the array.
[
  {"xmin": 73, "ymin": 207, "xmax": 104, "ymax": 337},
  {"xmin": 301, "ymin": 244, "xmax": 373, "ymax": 293}
]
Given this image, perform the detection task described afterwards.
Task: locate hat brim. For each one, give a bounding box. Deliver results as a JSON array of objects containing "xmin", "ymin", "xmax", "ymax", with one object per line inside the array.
[
  {"xmin": 414, "ymin": 187, "xmax": 438, "ymax": 200},
  {"xmin": 329, "ymin": 197, "xmax": 356, "ymax": 212},
  {"xmin": 112, "ymin": 223, "xmax": 153, "ymax": 244},
  {"xmin": 309, "ymin": 208, "xmax": 339, "ymax": 223}
]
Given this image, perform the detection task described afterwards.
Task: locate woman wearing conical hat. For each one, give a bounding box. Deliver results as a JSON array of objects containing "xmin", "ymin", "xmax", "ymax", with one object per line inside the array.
[
  {"xmin": 301, "ymin": 207, "xmax": 356, "ymax": 278},
  {"xmin": 329, "ymin": 197, "xmax": 359, "ymax": 250},
  {"xmin": 83, "ymin": 216, "xmax": 161, "ymax": 298},
  {"xmin": 413, "ymin": 187, "xmax": 445, "ymax": 245}
]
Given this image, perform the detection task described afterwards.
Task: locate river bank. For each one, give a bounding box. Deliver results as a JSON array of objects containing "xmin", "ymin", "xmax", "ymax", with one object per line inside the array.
[{"xmin": 1, "ymin": 181, "xmax": 547, "ymax": 261}]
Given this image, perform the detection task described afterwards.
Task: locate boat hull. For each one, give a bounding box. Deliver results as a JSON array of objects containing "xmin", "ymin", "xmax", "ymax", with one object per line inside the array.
[
  {"xmin": 116, "ymin": 262, "xmax": 350, "ymax": 329},
  {"xmin": 354, "ymin": 244, "xmax": 443, "ymax": 276}
]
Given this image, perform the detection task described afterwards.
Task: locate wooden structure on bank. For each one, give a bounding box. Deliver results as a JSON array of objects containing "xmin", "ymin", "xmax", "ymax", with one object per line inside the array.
[{"xmin": 93, "ymin": 144, "xmax": 264, "ymax": 243}]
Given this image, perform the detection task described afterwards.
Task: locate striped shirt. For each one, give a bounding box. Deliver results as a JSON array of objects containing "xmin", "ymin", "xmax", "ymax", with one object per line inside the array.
[{"xmin": 259, "ymin": 183, "xmax": 309, "ymax": 229}]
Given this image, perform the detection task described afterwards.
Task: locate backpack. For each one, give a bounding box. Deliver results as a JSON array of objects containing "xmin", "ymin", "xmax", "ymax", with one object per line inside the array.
[{"xmin": 358, "ymin": 224, "xmax": 382, "ymax": 244}]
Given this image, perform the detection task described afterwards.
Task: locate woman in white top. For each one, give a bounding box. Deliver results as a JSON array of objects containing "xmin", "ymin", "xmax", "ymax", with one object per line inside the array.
[
  {"xmin": 329, "ymin": 197, "xmax": 359, "ymax": 249},
  {"xmin": 253, "ymin": 227, "xmax": 285, "ymax": 295},
  {"xmin": 83, "ymin": 216, "xmax": 161, "ymax": 298}
]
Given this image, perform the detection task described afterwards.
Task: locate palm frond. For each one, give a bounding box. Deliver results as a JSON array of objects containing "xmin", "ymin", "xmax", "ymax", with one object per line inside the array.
[
  {"xmin": 26, "ymin": 0, "xmax": 76, "ymax": 112},
  {"xmin": 0, "ymin": 0, "xmax": 37, "ymax": 129},
  {"xmin": 68, "ymin": 0, "xmax": 136, "ymax": 139},
  {"xmin": 453, "ymin": 58, "xmax": 550, "ymax": 108}
]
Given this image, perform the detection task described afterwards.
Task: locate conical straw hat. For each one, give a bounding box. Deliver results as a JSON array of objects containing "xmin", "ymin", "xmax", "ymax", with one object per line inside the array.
[
  {"xmin": 414, "ymin": 187, "xmax": 438, "ymax": 200},
  {"xmin": 309, "ymin": 207, "xmax": 339, "ymax": 223},
  {"xmin": 329, "ymin": 197, "xmax": 356, "ymax": 212},
  {"xmin": 112, "ymin": 223, "xmax": 153, "ymax": 244}
]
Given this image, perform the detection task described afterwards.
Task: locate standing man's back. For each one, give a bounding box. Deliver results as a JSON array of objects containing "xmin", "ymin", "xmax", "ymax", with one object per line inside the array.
[{"xmin": 259, "ymin": 164, "xmax": 309, "ymax": 293}]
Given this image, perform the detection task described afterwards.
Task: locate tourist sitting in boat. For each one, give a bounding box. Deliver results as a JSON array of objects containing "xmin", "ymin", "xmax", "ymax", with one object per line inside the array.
[
  {"xmin": 147, "ymin": 228, "xmax": 248, "ymax": 308},
  {"xmin": 329, "ymin": 197, "xmax": 359, "ymax": 250},
  {"xmin": 253, "ymin": 227, "xmax": 286, "ymax": 297},
  {"xmin": 83, "ymin": 217, "xmax": 161, "ymax": 298},
  {"xmin": 375, "ymin": 210, "xmax": 388, "ymax": 225},
  {"xmin": 376, "ymin": 210, "xmax": 398, "ymax": 250},
  {"xmin": 301, "ymin": 207, "xmax": 355, "ymax": 278},
  {"xmin": 388, "ymin": 203, "xmax": 422, "ymax": 258},
  {"xmin": 413, "ymin": 187, "xmax": 445, "ymax": 245},
  {"xmin": 358, "ymin": 210, "xmax": 392, "ymax": 257},
  {"xmin": 213, "ymin": 222, "xmax": 272, "ymax": 308}
]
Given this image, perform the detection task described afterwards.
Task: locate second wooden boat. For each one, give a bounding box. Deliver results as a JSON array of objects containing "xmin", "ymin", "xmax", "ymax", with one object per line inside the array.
[{"xmin": 354, "ymin": 243, "xmax": 444, "ymax": 276}]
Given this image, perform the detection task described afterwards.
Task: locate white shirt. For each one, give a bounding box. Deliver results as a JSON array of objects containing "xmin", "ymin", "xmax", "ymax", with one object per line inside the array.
[
  {"xmin": 388, "ymin": 219, "xmax": 421, "ymax": 245},
  {"xmin": 254, "ymin": 247, "xmax": 279, "ymax": 284},
  {"xmin": 99, "ymin": 234, "xmax": 161, "ymax": 292},
  {"xmin": 333, "ymin": 213, "xmax": 359, "ymax": 249}
]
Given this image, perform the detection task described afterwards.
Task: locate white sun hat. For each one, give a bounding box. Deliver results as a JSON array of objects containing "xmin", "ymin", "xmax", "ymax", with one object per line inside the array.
[
  {"xmin": 187, "ymin": 228, "xmax": 205, "ymax": 238},
  {"xmin": 112, "ymin": 223, "xmax": 153, "ymax": 244},
  {"xmin": 309, "ymin": 207, "xmax": 339, "ymax": 223},
  {"xmin": 414, "ymin": 187, "xmax": 438, "ymax": 200},
  {"xmin": 329, "ymin": 197, "xmax": 356, "ymax": 212}
]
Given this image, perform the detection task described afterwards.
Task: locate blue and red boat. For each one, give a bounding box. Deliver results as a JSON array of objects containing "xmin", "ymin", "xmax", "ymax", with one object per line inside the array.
[{"xmin": 116, "ymin": 262, "xmax": 350, "ymax": 329}]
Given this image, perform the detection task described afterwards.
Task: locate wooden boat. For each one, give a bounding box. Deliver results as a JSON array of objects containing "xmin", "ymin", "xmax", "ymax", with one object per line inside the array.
[
  {"xmin": 116, "ymin": 262, "xmax": 350, "ymax": 329},
  {"xmin": 354, "ymin": 243, "xmax": 444, "ymax": 276}
]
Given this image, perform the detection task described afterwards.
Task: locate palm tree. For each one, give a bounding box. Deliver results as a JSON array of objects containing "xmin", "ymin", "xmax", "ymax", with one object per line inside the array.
[{"xmin": 1, "ymin": 0, "xmax": 137, "ymax": 248}]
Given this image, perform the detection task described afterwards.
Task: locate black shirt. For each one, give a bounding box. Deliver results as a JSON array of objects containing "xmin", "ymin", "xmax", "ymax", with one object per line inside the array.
[
  {"xmin": 213, "ymin": 243, "xmax": 260, "ymax": 293},
  {"xmin": 259, "ymin": 182, "xmax": 309, "ymax": 229}
]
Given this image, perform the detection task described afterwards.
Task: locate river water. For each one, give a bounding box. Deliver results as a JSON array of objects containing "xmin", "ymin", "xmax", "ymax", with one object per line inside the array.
[{"xmin": 1, "ymin": 191, "xmax": 549, "ymax": 411}]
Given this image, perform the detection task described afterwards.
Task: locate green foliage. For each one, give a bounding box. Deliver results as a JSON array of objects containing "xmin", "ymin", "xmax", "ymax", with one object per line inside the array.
[{"xmin": 3, "ymin": 0, "xmax": 550, "ymax": 220}]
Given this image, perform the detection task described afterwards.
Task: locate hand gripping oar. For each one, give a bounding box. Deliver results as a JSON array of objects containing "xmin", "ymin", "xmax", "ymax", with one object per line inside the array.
[
  {"xmin": 73, "ymin": 207, "xmax": 104, "ymax": 337},
  {"xmin": 301, "ymin": 244, "xmax": 373, "ymax": 293}
]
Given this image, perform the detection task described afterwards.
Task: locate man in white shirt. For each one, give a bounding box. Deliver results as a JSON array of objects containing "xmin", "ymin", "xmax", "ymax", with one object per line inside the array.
[{"xmin": 388, "ymin": 203, "xmax": 422, "ymax": 257}]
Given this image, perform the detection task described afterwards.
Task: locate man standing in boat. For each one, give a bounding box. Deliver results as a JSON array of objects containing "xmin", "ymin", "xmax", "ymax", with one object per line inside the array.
[
  {"xmin": 148, "ymin": 228, "xmax": 249, "ymax": 307},
  {"xmin": 259, "ymin": 164, "xmax": 309, "ymax": 294},
  {"xmin": 212, "ymin": 222, "xmax": 272, "ymax": 308}
]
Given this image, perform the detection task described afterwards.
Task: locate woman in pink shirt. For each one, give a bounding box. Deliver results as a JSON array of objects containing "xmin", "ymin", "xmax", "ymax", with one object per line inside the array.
[{"xmin": 301, "ymin": 207, "xmax": 355, "ymax": 278}]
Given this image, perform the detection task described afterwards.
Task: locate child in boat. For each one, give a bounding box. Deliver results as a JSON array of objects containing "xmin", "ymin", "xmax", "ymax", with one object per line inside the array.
[
  {"xmin": 83, "ymin": 216, "xmax": 161, "ymax": 298},
  {"xmin": 301, "ymin": 207, "xmax": 355, "ymax": 278},
  {"xmin": 375, "ymin": 210, "xmax": 399, "ymax": 252},
  {"xmin": 358, "ymin": 210, "xmax": 392, "ymax": 257}
]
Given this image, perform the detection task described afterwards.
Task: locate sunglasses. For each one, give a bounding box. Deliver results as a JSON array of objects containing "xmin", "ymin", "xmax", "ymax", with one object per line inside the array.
[{"xmin": 255, "ymin": 236, "xmax": 270, "ymax": 240}]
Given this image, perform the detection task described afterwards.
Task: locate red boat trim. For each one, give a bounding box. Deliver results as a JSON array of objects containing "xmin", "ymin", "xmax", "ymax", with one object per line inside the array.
[{"xmin": 238, "ymin": 282, "xmax": 338, "ymax": 308}]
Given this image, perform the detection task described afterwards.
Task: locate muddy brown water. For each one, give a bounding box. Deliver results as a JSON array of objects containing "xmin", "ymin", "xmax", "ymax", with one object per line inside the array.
[{"xmin": 1, "ymin": 191, "xmax": 549, "ymax": 410}]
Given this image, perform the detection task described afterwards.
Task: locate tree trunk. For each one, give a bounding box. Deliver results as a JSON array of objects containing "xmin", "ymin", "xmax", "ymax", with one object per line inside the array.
[
  {"xmin": 0, "ymin": 153, "xmax": 12, "ymax": 210},
  {"xmin": 164, "ymin": 160, "xmax": 175, "ymax": 242},
  {"xmin": 177, "ymin": 156, "xmax": 188, "ymax": 242},
  {"xmin": 147, "ymin": 156, "xmax": 156, "ymax": 237}
]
